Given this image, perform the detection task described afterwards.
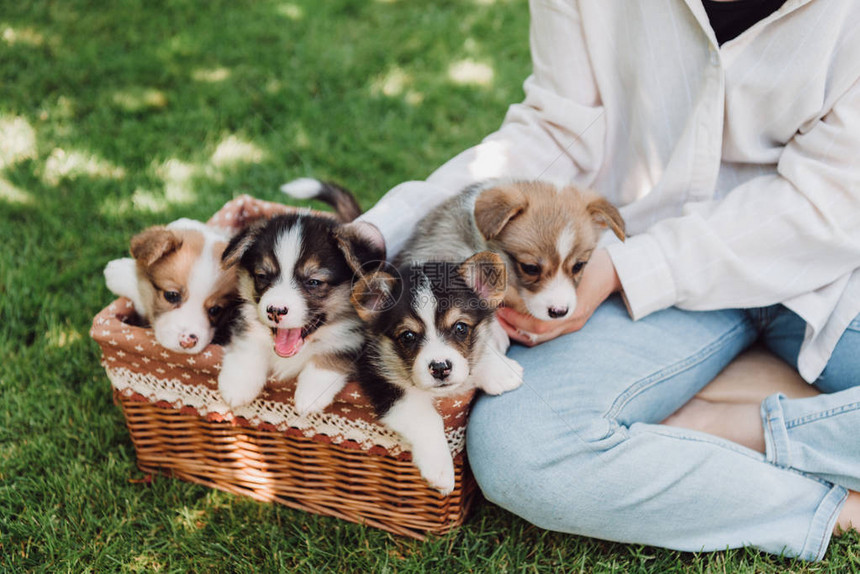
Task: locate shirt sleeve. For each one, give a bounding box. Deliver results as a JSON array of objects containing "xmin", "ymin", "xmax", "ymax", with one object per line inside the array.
[
  {"xmin": 359, "ymin": 0, "xmax": 606, "ymax": 257},
  {"xmin": 607, "ymin": 75, "xmax": 860, "ymax": 319}
]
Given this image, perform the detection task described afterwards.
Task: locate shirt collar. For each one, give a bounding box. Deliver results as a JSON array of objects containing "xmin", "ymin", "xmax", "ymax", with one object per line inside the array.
[{"xmin": 683, "ymin": 0, "xmax": 816, "ymax": 49}]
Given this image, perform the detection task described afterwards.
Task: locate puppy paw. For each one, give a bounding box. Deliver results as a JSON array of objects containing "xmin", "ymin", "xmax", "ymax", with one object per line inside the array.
[
  {"xmin": 218, "ymin": 363, "xmax": 265, "ymax": 409},
  {"xmin": 476, "ymin": 354, "xmax": 523, "ymax": 395},
  {"xmin": 489, "ymin": 318, "xmax": 511, "ymax": 352},
  {"xmin": 293, "ymin": 381, "xmax": 324, "ymax": 416},
  {"xmin": 414, "ymin": 451, "xmax": 456, "ymax": 496},
  {"xmin": 293, "ymin": 365, "xmax": 347, "ymax": 416},
  {"xmin": 104, "ymin": 258, "xmax": 144, "ymax": 313}
]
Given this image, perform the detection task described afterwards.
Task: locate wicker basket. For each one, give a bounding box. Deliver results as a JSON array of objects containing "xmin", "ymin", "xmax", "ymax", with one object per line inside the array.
[
  {"xmin": 114, "ymin": 391, "xmax": 477, "ymax": 538},
  {"xmin": 92, "ymin": 196, "xmax": 479, "ymax": 539}
]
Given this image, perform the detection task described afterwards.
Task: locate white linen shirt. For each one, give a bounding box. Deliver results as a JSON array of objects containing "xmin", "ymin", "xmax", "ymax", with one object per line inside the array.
[{"xmin": 360, "ymin": 0, "xmax": 860, "ymax": 382}]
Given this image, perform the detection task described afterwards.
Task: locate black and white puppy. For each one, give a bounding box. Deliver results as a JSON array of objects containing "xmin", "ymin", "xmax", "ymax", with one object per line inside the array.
[
  {"xmin": 349, "ymin": 251, "xmax": 517, "ymax": 494},
  {"xmin": 217, "ymin": 213, "xmax": 384, "ymax": 411}
]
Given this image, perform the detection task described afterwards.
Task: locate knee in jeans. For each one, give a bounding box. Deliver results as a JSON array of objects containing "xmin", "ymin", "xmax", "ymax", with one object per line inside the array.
[
  {"xmin": 469, "ymin": 435, "xmax": 608, "ymax": 531},
  {"xmin": 467, "ymin": 408, "xmax": 613, "ymax": 528}
]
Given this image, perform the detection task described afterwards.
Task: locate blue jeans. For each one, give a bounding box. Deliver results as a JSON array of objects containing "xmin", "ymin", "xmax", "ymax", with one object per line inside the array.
[{"xmin": 467, "ymin": 296, "xmax": 860, "ymax": 560}]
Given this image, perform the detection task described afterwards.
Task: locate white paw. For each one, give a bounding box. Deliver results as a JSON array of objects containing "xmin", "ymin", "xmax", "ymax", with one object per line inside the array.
[
  {"xmin": 218, "ymin": 364, "xmax": 265, "ymax": 409},
  {"xmin": 104, "ymin": 258, "xmax": 144, "ymax": 314},
  {"xmin": 414, "ymin": 450, "xmax": 456, "ymax": 495},
  {"xmin": 293, "ymin": 379, "xmax": 323, "ymax": 415},
  {"xmin": 293, "ymin": 366, "xmax": 347, "ymax": 416},
  {"xmin": 489, "ymin": 318, "xmax": 511, "ymax": 352},
  {"xmin": 476, "ymin": 354, "xmax": 523, "ymax": 395}
]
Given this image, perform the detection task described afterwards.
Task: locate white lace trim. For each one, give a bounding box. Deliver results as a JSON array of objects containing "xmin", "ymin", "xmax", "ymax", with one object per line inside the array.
[{"xmin": 105, "ymin": 366, "xmax": 466, "ymax": 456}]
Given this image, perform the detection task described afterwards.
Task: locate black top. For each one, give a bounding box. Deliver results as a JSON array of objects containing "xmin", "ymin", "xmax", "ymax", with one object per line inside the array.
[{"xmin": 702, "ymin": 0, "xmax": 788, "ymax": 45}]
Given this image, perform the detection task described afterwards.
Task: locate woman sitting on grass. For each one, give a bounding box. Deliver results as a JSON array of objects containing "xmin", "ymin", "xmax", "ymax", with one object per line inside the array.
[{"xmin": 358, "ymin": 0, "xmax": 860, "ymax": 561}]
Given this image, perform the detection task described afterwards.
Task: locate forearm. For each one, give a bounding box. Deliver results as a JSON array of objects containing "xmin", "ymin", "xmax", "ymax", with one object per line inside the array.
[{"xmin": 609, "ymin": 79, "xmax": 860, "ymax": 319}]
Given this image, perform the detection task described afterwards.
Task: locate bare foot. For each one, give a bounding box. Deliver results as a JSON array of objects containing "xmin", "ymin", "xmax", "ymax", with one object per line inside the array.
[
  {"xmin": 663, "ymin": 397, "xmax": 766, "ymax": 453},
  {"xmin": 835, "ymin": 490, "xmax": 860, "ymax": 535}
]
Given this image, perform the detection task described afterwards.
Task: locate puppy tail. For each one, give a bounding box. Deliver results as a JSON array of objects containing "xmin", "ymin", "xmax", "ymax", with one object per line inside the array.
[{"xmin": 280, "ymin": 178, "xmax": 362, "ymax": 223}]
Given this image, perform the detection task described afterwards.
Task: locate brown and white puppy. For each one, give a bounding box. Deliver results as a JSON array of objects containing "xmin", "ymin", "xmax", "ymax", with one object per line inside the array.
[
  {"xmin": 349, "ymin": 251, "xmax": 513, "ymax": 494},
  {"xmin": 104, "ymin": 219, "xmax": 239, "ymax": 354},
  {"xmin": 216, "ymin": 213, "xmax": 384, "ymax": 411},
  {"xmin": 396, "ymin": 180, "xmax": 626, "ymax": 325}
]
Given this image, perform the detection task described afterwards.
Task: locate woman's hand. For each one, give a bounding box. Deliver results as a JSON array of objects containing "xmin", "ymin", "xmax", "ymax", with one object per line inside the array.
[{"xmin": 497, "ymin": 248, "xmax": 621, "ymax": 347}]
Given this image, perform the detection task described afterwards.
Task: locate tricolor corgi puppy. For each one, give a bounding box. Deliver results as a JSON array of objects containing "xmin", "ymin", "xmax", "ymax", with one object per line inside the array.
[
  {"xmin": 103, "ymin": 219, "xmax": 239, "ymax": 354},
  {"xmin": 216, "ymin": 213, "xmax": 384, "ymax": 411},
  {"xmin": 349, "ymin": 251, "xmax": 520, "ymax": 494},
  {"xmin": 396, "ymin": 180, "xmax": 626, "ymax": 326}
]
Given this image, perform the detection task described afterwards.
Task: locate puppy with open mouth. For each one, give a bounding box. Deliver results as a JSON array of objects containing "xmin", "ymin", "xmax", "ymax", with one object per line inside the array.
[
  {"xmin": 216, "ymin": 210, "xmax": 384, "ymax": 412},
  {"xmin": 348, "ymin": 251, "xmax": 515, "ymax": 494}
]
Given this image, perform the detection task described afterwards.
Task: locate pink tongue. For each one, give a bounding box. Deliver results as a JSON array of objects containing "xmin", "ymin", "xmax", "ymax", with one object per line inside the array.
[{"xmin": 274, "ymin": 328, "xmax": 304, "ymax": 358}]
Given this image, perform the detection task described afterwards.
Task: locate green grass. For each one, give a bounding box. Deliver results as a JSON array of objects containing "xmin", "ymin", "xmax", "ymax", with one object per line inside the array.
[{"xmin": 1, "ymin": 0, "xmax": 858, "ymax": 571}]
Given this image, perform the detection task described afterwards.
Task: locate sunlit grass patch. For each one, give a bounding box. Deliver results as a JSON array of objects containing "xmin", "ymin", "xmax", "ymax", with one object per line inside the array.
[
  {"xmin": 448, "ymin": 58, "xmax": 495, "ymax": 87},
  {"xmin": 0, "ymin": 177, "xmax": 33, "ymax": 205},
  {"xmin": 0, "ymin": 115, "xmax": 37, "ymax": 168},
  {"xmin": 45, "ymin": 325, "xmax": 83, "ymax": 349},
  {"xmin": 2, "ymin": 24, "xmax": 45, "ymax": 47},
  {"xmin": 101, "ymin": 159, "xmax": 202, "ymax": 215},
  {"xmin": 191, "ymin": 67, "xmax": 231, "ymax": 83},
  {"xmin": 210, "ymin": 135, "xmax": 267, "ymax": 168},
  {"xmin": 42, "ymin": 148, "xmax": 127, "ymax": 186},
  {"xmin": 111, "ymin": 88, "xmax": 169, "ymax": 112},
  {"xmin": 371, "ymin": 66, "xmax": 412, "ymax": 97},
  {"xmin": 276, "ymin": 3, "xmax": 304, "ymax": 20}
]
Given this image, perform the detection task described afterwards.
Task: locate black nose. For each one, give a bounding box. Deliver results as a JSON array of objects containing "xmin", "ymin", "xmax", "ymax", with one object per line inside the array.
[
  {"xmin": 429, "ymin": 360, "xmax": 453, "ymax": 380},
  {"xmin": 267, "ymin": 305, "xmax": 289, "ymax": 322},
  {"xmin": 548, "ymin": 306, "xmax": 569, "ymax": 319}
]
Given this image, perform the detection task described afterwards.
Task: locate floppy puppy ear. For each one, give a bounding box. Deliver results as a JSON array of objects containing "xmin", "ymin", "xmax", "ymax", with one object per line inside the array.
[
  {"xmin": 333, "ymin": 221, "xmax": 386, "ymax": 276},
  {"xmin": 587, "ymin": 196, "xmax": 626, "ymax": 242},
  {"xmin": 474, "ymin": 184, "xmax": 528, "ymax": 240},
  {"xmin": 130, "ymin": 226, "xmax": 182, "ymax": 267},
  {"xmin": 350, "ymin": 270, "xmax": 399, "ymax": 322},
  {"xmin": 457, "ymin": 251, "xmax": 507, "ymax": 308},
  {"xmin": 221, "ymin": 221, "xmax": 264, "ymax": 269}
]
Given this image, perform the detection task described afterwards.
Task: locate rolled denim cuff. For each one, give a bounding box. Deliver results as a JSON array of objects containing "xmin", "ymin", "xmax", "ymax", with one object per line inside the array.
[
  {"xmin": 800, "ymin": 484, "xmax": 848, "ymax": 561},
  {"xmin": 761, "ymin": 392, "xmax": 849, "ymax": 560},
  {"xmin": 762, "ymin": 393, "xmax": 792, "ymax": 468}
]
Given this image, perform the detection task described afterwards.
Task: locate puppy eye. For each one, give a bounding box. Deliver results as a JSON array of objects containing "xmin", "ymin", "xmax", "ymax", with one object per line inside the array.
[
  {"xmin": 253, "ymin": 270, "xmax": 271, "ymax": 281},
  {"xmin": 207, "ymin": 305, "xmax": 222, "ymax": 318},
  {"xmin": 163, "ymin": 290, "xmax": 181, "ymax": 304},
  {"xmin": 453, "ymin": 322, "xmax": 470, "ymax": 338},
  {"xmin": 305, "ymin": 278, "xmax": 324, "ymax": 289},
  {"xmin": 572, "ymin": 261, "xmax": 586, "ymax": 274},
  {"xmin": 398, "ymin": 330, "xmax": 417, "ymax": 346},
  {"xmin": 518, "ymin": 262, "xmax": 541, "ymax": 276}
]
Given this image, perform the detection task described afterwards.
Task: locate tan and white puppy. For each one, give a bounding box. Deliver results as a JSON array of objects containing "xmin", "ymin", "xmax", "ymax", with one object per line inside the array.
[
  {"xmin": 396, "ymin": 180, "xmax": 626, "ymax": 328},
  {"xmin": 104, "ymin": 219, "xmax": 239, "ymax": 354}
]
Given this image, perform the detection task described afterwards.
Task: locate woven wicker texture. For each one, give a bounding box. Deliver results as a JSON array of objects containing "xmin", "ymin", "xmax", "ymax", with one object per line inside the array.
[{"xmin": 117, "ymin": 391, "xmax": 477, "ymax": 538}]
